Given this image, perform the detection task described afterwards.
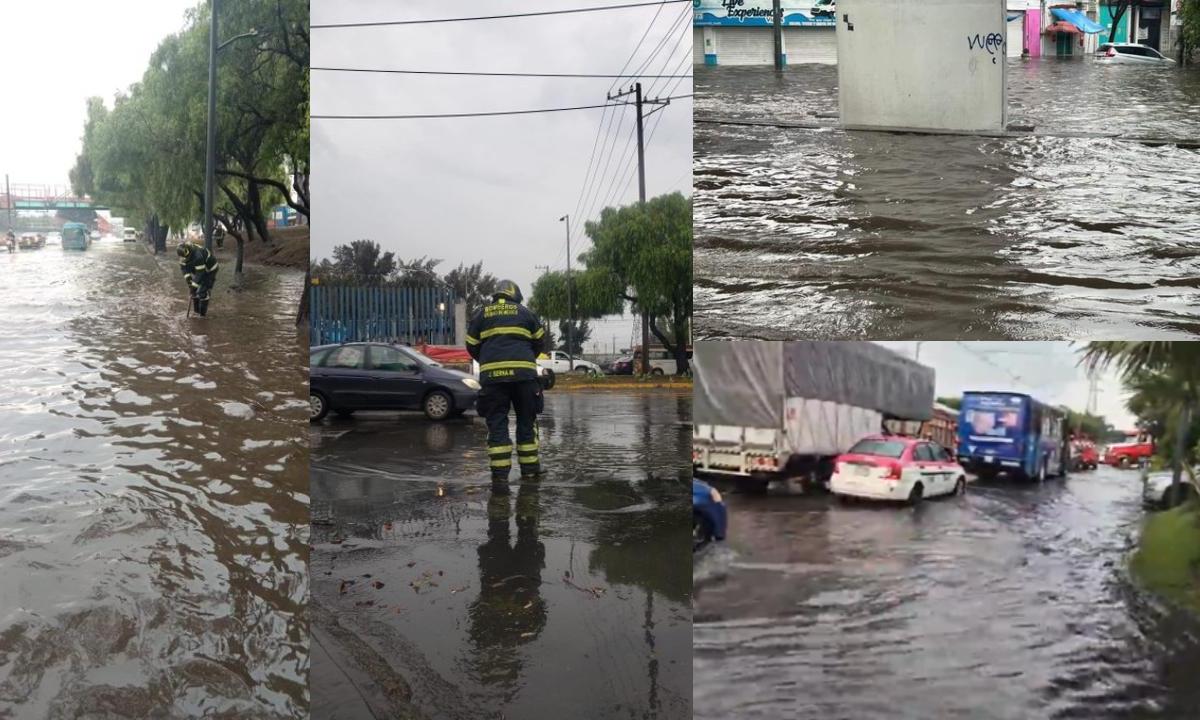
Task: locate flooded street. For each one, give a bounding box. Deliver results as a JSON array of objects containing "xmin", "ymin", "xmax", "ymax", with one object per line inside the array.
[
  {"xmin": 309, "ymin": 391, "xmax": 691, "ymax": 720},
  {"xmin": 694, "ymin": 467, "xmax": 1200, "ymax": 719},
  {"xmin": 695, "ymin": 61, "xmax": 1200, "ymax": 339},
  {"xmin": 0, "ymin": 239, "xmax": 308, "ymax": 717}
]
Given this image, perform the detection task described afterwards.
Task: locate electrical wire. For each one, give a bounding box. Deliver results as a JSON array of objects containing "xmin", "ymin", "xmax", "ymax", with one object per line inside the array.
[
  {"xmin": 312, "ymin": 0, "xmax": 691, "ymax": 28},
  {"xmin": 312, "ymin": 67, "xmax": 692, "ymax": 79},
  {"xmin": 312, "ymin": 101, "xmax": 635, "ymax": 120}
]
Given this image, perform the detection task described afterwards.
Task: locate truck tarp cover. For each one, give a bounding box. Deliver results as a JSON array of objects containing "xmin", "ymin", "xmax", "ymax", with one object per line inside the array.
[{"xmin": 695, "ymin": 342, "xmax": 935, "ymax": 427}]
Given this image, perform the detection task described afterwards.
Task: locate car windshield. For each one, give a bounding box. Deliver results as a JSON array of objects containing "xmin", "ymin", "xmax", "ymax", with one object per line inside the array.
[
  {"xmin": 396, "ymin": 345, "xmax": 437, "ymax": 367},
  {"xmin": 847, "ymin": 438, "xmax": 908, "ymax": 458}
]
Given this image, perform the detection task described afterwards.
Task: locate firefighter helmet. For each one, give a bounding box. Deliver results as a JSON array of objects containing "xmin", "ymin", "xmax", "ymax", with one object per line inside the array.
[{"xmin": 493, "ymin": 280, "xmax": 523, "ymax": 304}]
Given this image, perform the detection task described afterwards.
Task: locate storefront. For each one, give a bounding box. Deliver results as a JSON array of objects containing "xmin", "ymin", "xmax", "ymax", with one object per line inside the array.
[{"xmin": 693, "ymin": 0, "xmax": 837, "ymax": 66}]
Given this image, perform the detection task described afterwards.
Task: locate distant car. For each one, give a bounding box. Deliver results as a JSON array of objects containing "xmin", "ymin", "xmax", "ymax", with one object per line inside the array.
[
  {"xmin": 830, "ymin": 435, "xmax": 967, "ymax": 504},
  {"xmin": 538, "ymin": 350, "xmax": 601, "ymax": 376},
  {"xmin": 123, "ymin": 228, "xmax": 138, "ymax": 242},
  {"xmin": 693, "ymin": 478, "xmax": 727, "ymax": 550},
  {"xmin": 1143, "ymin": 469, "xmax": 1198, "ymax": 509},
  {"xmin": 1103, "ymin": 440, "xmax": 1154, "ymax": 468},
  {"xmin": 608, "ymin": 355, "xmax": 635, "ymax": 375},
  {"xmin": 811, "ymin": 0, "xmax": 836, "ymax": 18},
  {"xmin": 310, "ymin": 342, "xmax": 480, "ymax": 422},
  {"xmin": 1096, "ymin": 43, "xmax": 1175, "ymax": 65}
]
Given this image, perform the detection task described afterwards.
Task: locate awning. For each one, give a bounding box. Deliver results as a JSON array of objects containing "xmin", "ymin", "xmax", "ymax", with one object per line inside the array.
[
  {"xmin": 1044, "ymin": 20, "xmax": 1082, "ymax": 35},
  {"xmin": 1049, "ymin": 7, "xmax": 1106, "ymax": 34}
]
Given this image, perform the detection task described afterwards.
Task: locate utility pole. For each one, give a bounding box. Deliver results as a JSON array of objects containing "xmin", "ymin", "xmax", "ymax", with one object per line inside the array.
[
  {"xmin": 772, "ymin": 0, "xmax": 784, "ymax": 70},
  {"xmin": 607, "ymin": 82, "xmax": 670, "ymax": 375},
  {"xmin": 4, "ymin": 175, "xmax": 11, "ymax": 231},
  {"xmin": 559, "ymin": 214, "xmax": 574, "ymax": 371},
  {"xmin": 204, "ymin": 0, "xmax": 218, "ymax": 251}
]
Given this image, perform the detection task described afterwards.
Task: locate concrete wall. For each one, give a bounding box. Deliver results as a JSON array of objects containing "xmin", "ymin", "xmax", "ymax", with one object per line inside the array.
[{"xmin": 837, "ymin": 0, "xmax": 1008, "ymax": 133}]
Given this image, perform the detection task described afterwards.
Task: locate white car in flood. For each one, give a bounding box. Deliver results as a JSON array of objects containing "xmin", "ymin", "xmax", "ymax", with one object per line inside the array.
[
  {"xmin": 1096, "ymin": 43, "xmax": 1175, "ymax": 65},
  {"xmin": 830, "ymin": 435, "xmax": 967, "ymax": 504}
]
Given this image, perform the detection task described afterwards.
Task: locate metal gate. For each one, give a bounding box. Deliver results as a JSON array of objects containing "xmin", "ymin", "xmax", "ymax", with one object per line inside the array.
[{"xmin": 309, "ymin": 284, "xmax": 457, "ymax": 346}]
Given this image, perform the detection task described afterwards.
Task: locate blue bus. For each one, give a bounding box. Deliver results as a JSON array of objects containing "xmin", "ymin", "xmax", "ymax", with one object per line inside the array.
[{"xmin": 956, "ymin": 392, "xmax": 1067, "ymax": 481}]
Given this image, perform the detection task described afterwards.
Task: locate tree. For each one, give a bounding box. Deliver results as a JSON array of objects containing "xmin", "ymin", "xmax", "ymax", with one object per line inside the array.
[
  {"xmin": 557, "ymin": 319, "xmax": 591, "ymax": 356},
  {"xmin": 936, "ymin": 396, "xmax": 961, "ymax": 411},
  {"xmin": 394, "ymin": 256, "xmax": 443, "ymax": 285},
  {"xmin": 531, "ymin": 192, "xmax": 692, "ymax": 375},
  {"xmin": 443, "ymin": 261, "xmax": 497, "ymax": 313},
  {"xmin": 1183, "ymin": 0, "xmax": 1200, "ymax": 64},
  {"xmin": 321, "ymin": 240, "xmax": 396, "ymax": 282},
  {"xmin": 1080, "ymin": 342, "xmax": 1200, "ymax": 502}
]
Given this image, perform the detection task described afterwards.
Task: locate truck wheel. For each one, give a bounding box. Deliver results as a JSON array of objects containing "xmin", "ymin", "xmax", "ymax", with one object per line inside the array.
[
  {"xmin": 1118, "ymin": 456, "xmax": 1130, "ymax": 469},
  {"xmin": 745, "ymin": 475, "xmax": 770, "ymax": 494}
]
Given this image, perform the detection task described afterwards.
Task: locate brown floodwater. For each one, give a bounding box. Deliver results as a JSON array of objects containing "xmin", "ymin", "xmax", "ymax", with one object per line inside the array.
[
  {"xmin": 695, "ymin": 60, "xmax": 1200, "ymax": 339},
  {"xmin": 0, "ymin": 239, "xmax": 308, "ymax": 717}
]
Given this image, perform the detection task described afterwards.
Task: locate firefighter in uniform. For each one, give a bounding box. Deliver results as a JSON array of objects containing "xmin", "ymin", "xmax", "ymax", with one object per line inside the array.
[
  {"xmin": 466, "ymin": 280, "xmax": 547, "ymax": 492},
  {"xmin": 177, "ymin": 241, "xmax": 219, "ymax": 317}
]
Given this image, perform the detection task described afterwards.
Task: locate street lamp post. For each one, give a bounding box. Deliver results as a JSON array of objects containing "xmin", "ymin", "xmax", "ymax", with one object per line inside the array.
[
  {"xmin": 203, "ymin": 0, "xmax": 257, "ymax": 251},
  {"xmin": 559, "ymin": 214, "xmax": 573, "ymax": 372}
]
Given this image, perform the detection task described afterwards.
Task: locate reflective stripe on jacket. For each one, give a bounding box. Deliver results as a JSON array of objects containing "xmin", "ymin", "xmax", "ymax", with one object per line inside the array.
[
  {"xmin": 465, "ymin": 299, "xmax": 546, "ymax": 384},
  {"xmin": 180, "ymin": 246, "xmax": 219, "ymax": 288}
]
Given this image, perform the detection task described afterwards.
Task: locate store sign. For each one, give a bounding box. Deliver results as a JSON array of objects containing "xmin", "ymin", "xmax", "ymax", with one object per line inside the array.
[{"xmin": 693, "ymin": 0, "xmax": 837, "ymax": 27}]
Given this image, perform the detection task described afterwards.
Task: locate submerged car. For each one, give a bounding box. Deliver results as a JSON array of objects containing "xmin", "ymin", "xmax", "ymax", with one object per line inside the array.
[
  {"xmin": 310, "ymin": 342, "xmax": 480, "ymax": 422},
  {"xmin": 1143, "ymin": 469, "xmax": 1199, "ymax": 509},
  {"xmin": 1096, "ymin": 43, "xmax": 1175, "ymax": 65},
  {"xmin": 693, "ymin": 478, "xmax": 727, "ymax": 550},
  {"xmin": 830, "ymin": 434, "xmax": 967, "ymax": 504}
]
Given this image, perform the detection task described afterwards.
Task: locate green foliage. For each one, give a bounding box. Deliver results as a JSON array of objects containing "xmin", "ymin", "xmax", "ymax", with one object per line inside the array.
[
  {"xmin": 444, "ymin": 262, "xmax": 497, "ymax": 315},
  {"xmin": 557, "ymin": 319, "xmax": 591, "ymax": 355},
  {"xmin": 70, "ymin": 0, "xmax": 308, "ymax": 242},
  {"xmin": 1183, "ymin": 0, "xmax": 1200, "ymax": 56},
  {"xmin": 936, "ymin": 396, "xmax": 961, "ymax": 410},
  {"xmin": 531, "ymin": 192, "xmax": 693, "ymax": 373}
]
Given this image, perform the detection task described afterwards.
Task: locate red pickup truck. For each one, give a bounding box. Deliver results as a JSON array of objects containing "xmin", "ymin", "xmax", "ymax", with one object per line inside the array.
[{"xmin": 1102, "ymin": 440, "xmax": 1154, "ymax": 468}]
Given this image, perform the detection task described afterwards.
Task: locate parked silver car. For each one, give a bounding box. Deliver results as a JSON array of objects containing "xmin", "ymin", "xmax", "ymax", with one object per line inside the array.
[{"xmin": 1096, "ymin": 43, "xmax": 1175, "ymax": 65}]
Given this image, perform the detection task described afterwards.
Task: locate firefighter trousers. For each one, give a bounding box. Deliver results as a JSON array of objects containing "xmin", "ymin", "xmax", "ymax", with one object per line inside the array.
[{"xmin": 477, "ymin": 380, "xmax": 543, "ymax": 480}]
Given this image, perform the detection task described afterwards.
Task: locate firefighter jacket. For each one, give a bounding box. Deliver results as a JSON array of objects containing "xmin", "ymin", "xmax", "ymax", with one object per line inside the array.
[
  {"xmin": 180, "ymin": 245, "xmax": 219, "ymax": 289},
  {"xmin": 466, "ymin": 298, "xmax": 547, "ymax": 384}
]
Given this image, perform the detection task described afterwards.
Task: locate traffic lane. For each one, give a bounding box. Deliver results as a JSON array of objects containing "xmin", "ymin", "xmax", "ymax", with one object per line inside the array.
[
  {"xmin": 310, "ymin": 392, "xmax": 693, "ymax": 720},
  {"xmin": 694, "ymin": 467, "xmax": 1200, "ymax": 720},
  {"xmin": 0, "ymin": 240, "xmax": 308, "ymax": 717}
]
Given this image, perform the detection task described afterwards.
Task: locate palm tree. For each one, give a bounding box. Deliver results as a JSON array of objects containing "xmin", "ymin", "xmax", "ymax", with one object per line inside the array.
[{"xmin": 1080, "ymin": 342, "xmax": 1200, "ymax": 501}]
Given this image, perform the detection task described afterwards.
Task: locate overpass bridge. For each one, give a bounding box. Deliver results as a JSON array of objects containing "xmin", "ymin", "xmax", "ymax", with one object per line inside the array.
[{"xmin": 1, "ymin": 183, "xmax": 107, "ymax": 211}]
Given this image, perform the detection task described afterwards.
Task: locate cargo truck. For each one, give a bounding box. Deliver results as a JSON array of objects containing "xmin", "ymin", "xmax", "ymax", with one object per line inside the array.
[{"xmin": 692, "ymin": 342, "xmax": 936, "ymax": 492}]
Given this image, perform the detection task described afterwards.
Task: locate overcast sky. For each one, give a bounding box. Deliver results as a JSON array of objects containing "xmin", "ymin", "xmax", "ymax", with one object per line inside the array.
[
  {"xmin": 0, "ymin": 1, "xmax": 195, "ymax": 188},
  {"xmin": 874, "ymin": 341, "xmax": 1138, "ymax": 430},
  {"xmin": 311, "ymin": 0, "xmax": 693, "ymax": 354}
]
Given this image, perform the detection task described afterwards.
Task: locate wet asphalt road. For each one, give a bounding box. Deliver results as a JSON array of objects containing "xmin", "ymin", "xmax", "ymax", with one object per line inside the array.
[
  {"xmin": 694, "ymin": 466, "xmax": 1200, "ymax": 720},
  {"xmin": 309, "ymin": 391, "xmax": 692, "ymax": 720},
  {"xmin": 0, "ymin": 239, "xmax": 308, "ymax": 718},
  {"xmin": 695, "ymin": 60, "xmax": 1200, "ymax": 339}
]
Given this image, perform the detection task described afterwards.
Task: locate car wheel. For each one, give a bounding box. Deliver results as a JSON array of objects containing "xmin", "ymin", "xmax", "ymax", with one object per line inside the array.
[
  {"xmin": 310, "ymin": 391, "xmax": 329, "ymax": 423},
  {"xmin": 954, "ymin": 477, "xmax": 966, "ymax": 496},
  {"xmin": 540, "ymin": 370, "xmax": 556, "ymax": 390},
  {"xmin": 908, "ymin": 482, "xmax": 924, "ymax": 505},
  {"xmin": 650, "ymin": 367, "xmax": 665, "ymax": 376},
  {"xmin": 423, "ymin": 390, "xmax": 453, "ymax": 421},
  {"xmin": 693, "ymin": 513, "xmax": 714, "ymax": 551}
]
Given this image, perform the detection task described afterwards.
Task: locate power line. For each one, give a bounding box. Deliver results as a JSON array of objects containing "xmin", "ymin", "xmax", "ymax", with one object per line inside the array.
[
  {"xmin": 312, "ymin": 67, "xmax": 692, "ymax": 79},
  {"xmin": 312, "ymin": 95, "xmax": 689, "ymax": 120},
  {"xmin": 312, "ymin": 0, "xmax": 691, "ymax": 28},
  {"xmin": 312, "ymin": 101, "xmax": 631, "ymax": 120}
]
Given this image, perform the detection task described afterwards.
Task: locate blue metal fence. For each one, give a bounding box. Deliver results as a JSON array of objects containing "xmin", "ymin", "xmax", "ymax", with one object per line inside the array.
[{"xmin": 310, "ymin": 285, "xmax": 457, "ymax": 346}]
